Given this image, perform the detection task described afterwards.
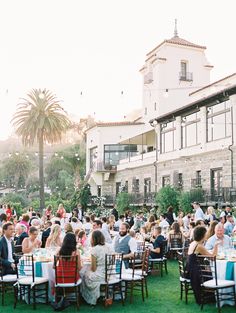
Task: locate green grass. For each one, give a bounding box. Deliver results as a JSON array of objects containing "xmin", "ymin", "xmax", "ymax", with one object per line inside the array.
[{"xmin": 2, "ymin": 261, "xmax": 236, "ymax": 313}]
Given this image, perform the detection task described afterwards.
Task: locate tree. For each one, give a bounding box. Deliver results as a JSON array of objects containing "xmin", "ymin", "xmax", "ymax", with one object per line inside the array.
[
  {"xmin": 12, "ymin": 89, "xmax": 71, "ymax": 210},
  {"xmin": 0, "ymin": 153, "xmax": 32, "ymax": 190},
  {"xmin": 116, "ymin": 192, "xmax": 132, "ymax": 214}
]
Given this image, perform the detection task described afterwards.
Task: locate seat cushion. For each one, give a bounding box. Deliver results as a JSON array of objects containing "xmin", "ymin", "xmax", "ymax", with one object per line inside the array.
[
  {"xmin": 18, "ymin": 276, "xmax": 48, "ymax": 285},
  {"xmin": 121, "ymin": 273, "xmax": 142, "ymax": 281},
  {"xmin": 125, "ymin": 268, "xmax": 147, "ymax": 276},
  {"xmin": 180, "ymin": 277, "xmax": 191, "ymax": 283},
  {"xmin": 100, "ymin": 278, "xmax": 121, "ymax": 285},
  {"xmin": 203, "ymin": 279, "xmax": 235, "ymax": 288},
  {"xmin": 1, "ymin": 274, "xmax": 17, "ymax": 282},
  {"xmin": 55, "ymin": 278, "xmax": 82, "ymax": 288}
]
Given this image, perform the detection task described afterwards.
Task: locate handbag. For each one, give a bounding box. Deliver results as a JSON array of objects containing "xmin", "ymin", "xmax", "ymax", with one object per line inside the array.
[{"xmin": 51, "ymin": 296, "xmax": 70, "ymax": 311}]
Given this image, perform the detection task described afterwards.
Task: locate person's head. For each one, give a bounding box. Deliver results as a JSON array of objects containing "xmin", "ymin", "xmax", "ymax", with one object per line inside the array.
[
  {"xmin": 192, "ymin": 202, "xmax": 200, "ymax": 210},
  {"xmin": 29, "ymin": 226, "xmax": 39, "ymax": 240},
  {"xmin": 90, "ymin": 213, "xmax": 96, "ymax": 222},
  {"xmin": 108, "ymin": 215, "xmax": 115, "ymax": 223},
  {"xmin": 50, "ymin": 224, "xmax": 61, "ymax": 241},
  {"xmin": 171, "ymin": 222, "xmax": 180, "ymax": 233},
  {"xmin": 7, "ymin": 204, "xmax": 11, "ymax": 210},
  {"xmin": 101, "ymin": 216, "xmax": 107, "ymax": 224},
  {"xmin": 129, "ymin": 229, "xmax": 136, "ymax": 238},
  {"xmin": 15, "ymin": 223, "xmax": 26, "ymax": 235},
  {"xmin": 119, "ymin": 215, "xmax": 125, "ymax": 221},
  {"xmin": 193, "ymin": 226, "xmax": 207, "ymax": 242},
  {"xmin": 215, "ymin": 223, "xmax": 225, "ymax": 239},
  {"xmin": 93, "ymin": 219, "xmax": 102, "ymax": 230},
  {"xmin": 119, "ymin": 222, "xmax": 130, "ymax": 237},
  {"xmin": 59, "ymin": 232, "xmax": 77, "ymax": 257},
  {"xmin": 54, "ymin": 220, "xmax": 61, "ymax": 226},
  {"xmin": 58, "ymin": 203, "xmax": 64, "ymax": 210},
  {"xmin": 45, "ymin": 221, "xmax": 52, "ymax": 229},
  {"xmin": 189, "ymin": 221, "xmax": 196, "ymax": 229},
  {"xmin": 46, "ymin": 205, "xmax": 52, "ymax": 212},
  {"xmin": 225, "ymin": 206, "xmax": 231, "ymax": 213},
  {"xmin": 148, "ymin": 215, "xmax": 155, "ymax": 223},
  {"xmin": 195, "ymin": 219, "xmax": 205, "ymax": 227},
  {"xmin": 91, "ymin": 230, "xmax": 105, "ymax": 247},
  {"xmin": 22, "ymin": 214, "xmax": 30, "ymax": 222},
  {"xmin": 153, "ymin": 226, "xmax": 162, "ymax": 237},
  {"xmin": 0, "ymin": 213, "xmax": 7, "ymax": 222},
  {"xmin": 226, "ymin": 213, "xmax": 233, "ymax": 223},
  {"xmin": 64, "ymin": 223, "xmax": 73, "ymax": 233},
  {"xmin": 140, "ymin": 226, "xmax": 147, "ymax": 234},
  {"xmin": 160, "ymin": 214, "xmax": 166, "ymax": 221},
  {"xmin": 167, "ymin": 206, "xmax": 174, "ymax": 213},
  {"xmin": 71, "ymin": 217, "xmax": 78, "ymax": 223},
  {"xmin": 2, "ymin": 222, "xmax": 14, "ymax": 239},
  {"xmin": 78, "ymin": 230, "xmax": 86, "ymax": 240},
  {"xmin": 206, "ymin": 220, "xmax": 218, "ymax": 240},
  {"xmin": 207, "ymin": 206, "xmax": 215, "ymax": 215},
  {"xmin": 85, "ymin": 216, "xmax": 90, "ymax": 223}
]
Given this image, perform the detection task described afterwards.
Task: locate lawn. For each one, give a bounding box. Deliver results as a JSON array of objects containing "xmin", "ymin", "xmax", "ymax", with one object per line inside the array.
[{"xmin": 2, "ymin": 260, "xmax": 236, "ymax": 313}]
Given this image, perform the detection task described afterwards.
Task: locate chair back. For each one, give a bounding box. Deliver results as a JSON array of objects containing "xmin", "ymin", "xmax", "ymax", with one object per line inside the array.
[
  {"xmin": 137, "ymin": 240, "xmax": 146, "ymax": 252},
  {"xmin": 54, "ymin": 255, "xmax": 79, "ymax": 285},
  {"xmin": 16, "ymin": 254, "xmax": 35, "ymax": 281},
  {"xmin": 129, "ymin": 251, "xmax": 146, "ymax": 277},
  {"xmin": 14, "ymin": 245, "xmax": 23, "ymax": 254},
  {"xmin": 105, "ymin": 253, "xmax": 123, "ymax": 282},
  {"xmin": 177, "ymin": 251, "xmax": 188, "ymax": 279},
  {"xmin": 169, "ymin": 233, "xmax": 183, "ymax": 250},
  {"xmin": 196, "ymin": 255, "xmax": 215, "ymax": 285},
  {"xmin": 162, "ymin": 239, "xmax": 168, "ymax": 257}
]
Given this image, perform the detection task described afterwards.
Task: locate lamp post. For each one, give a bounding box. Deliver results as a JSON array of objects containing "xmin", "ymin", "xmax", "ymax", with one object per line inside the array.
[{"xmin": 149, "ymin": 119, "xmax": 159, "ymax": 193}]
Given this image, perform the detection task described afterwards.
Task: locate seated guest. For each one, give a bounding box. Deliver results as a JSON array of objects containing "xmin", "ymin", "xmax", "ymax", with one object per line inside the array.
[
  {"xmin": 41, "ymin": 221, "xmax": 52, "ymax": 248},
  {"xmin": 56, "ymin": 232, "xmax": 81, "ymax": 283},
  {"xmin": 114, "ymin": 215, "xmax": 125, "ymax": 231},
  {"xmin": 19, "ymin": 214, "xmax": 30, "ymax": 232},
  {"xmin": 0, "ymin": 213, "xmax": 7, "ymax": 227},
  {"xmin": 149, "ymin": 226, "xmax": 165, "ymax": 259},
  {"xmin": 81, "ymin": 230, "xmax": 113, "ymax": 305},
  {"xmin": 45, "ymin": 224, "xmax": 62, "ymax": 249},
  {"xmin": 93, "ymin": 219, "xmax": 112, "ymax": 244},
  {"xmin": 205, "ymin": 220, "xmax": 218, "ymax": 241},
  {"xmin": 64, "ymin": 222, "xmax": 73, "ymax": 234},
  {"xmin": 0, "ymin": 222, "xmax": 16, "ymax": 275},
  {"xmin": 187, "ymin": 226, "xmax": 220, "ymax": 305},
  {"xmin": 22, "ymin": 226, "xmax": 42, "ymax": 254},
  {"xmin": 159, "ymin": 214, "xmax": 170, "ymax": 228},
  {"xmin": 113, "ymin": 222, "xmax": 137, "ymax": 266},
  {"xmin": 83, "ymin": 216, "xmax": 92, "ymax": 235},
  {"xmin": 70, "ymin": 217, "xmax": 82, "ymax": 232},
  {"xmin": 15, "ymin": 224, "xmax": 28, "ymax": 245},
  {"xmin": 224, "ymin": 213, "xmax": 235, "ymax": 236},
  {"xmin": 205, "ymin": 223, "xmax": 232, "ymax": 250},
  {"xmin": 77, "ymin": 230, "xmax": 87, "ymax": 248}
]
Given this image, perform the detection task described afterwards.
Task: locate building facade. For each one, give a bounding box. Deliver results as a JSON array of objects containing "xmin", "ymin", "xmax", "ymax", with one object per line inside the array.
[{"xmin": 85, "ymin": 30, "xmax": 236, "ymax": 207}]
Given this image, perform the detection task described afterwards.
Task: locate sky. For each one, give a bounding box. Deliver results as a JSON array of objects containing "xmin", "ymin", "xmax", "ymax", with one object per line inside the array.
[{"xmin": 0, "ymin": 0, "xmax": 235, "ymax": 140}]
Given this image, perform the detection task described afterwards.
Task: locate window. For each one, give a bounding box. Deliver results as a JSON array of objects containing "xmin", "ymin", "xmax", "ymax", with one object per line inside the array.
[
  {"xmin": 207, "ymin": 100, "xmax": 231, "ymax": 142},
  {"xmin": 181, "ymin": 111, "xmax": 200, "ymax": 148},
  {"xmin": 162, "ymin": 175, "xmax": 170, "ymax": 187},
  {"xmin": 154, "ymin": 102, "xmax": 157, "ymax": 111},
  {"xmin": 89, "ymin": 146, "xmax": 97, "ymax": 169},
  {"xmin": 196, "ymin": 171, "xmax": 201, "ymax": 186},
  {"xmin": 97, "ymin": 185, "xmax": 101, "ymax": 197},
  {"xmin": 124, "ymin": 181, "xmax": 128, "ymax": 193},
  {"xmin": 132, "ymin": 179, "xmax": 139, "ymax": 193},
  {"xmin": 180, "ymin": 61, "xmax": 187, "ymax": 77},
  {"xmin": 210, "ymin": 168, "xmax": 222, "ymax": 200},
  {"xmin": 116, "ymin": 182, "xmax": 121, "ymax": 195},
  {"xmin": 104, "ymin": 144, "xmax": 138, "ymax": 167},
  {"xmin": 160, "ymin": 120, "xmax": 177, "ymax": 153},
  {"xmin": 178, "ymin": 173, "xmax": 183, "ymax": 190},
  {"xmin": 144, "ymin": 107, "xmax": 147, "ymax": 115}
]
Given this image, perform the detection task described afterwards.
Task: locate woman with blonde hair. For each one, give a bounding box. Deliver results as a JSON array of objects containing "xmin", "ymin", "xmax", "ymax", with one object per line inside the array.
[
  {"xmin": 46, "ymin": 224, "xmax": 62, "ymax": 249},
  {"xmin": 205, "ymin": 220, "xmax": 218, "ymax": 241}
]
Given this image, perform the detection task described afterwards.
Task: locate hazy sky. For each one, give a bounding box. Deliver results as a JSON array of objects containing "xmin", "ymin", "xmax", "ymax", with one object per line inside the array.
[{"xmin": 0, "ymin": 0, "xmax": 235, "ymax": 140}]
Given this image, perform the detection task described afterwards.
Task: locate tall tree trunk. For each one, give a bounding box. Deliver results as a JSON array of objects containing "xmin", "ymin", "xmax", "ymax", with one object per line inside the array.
[{"xmin": 39, "ymin": 130, "xmax": 45, "ymax": 210}]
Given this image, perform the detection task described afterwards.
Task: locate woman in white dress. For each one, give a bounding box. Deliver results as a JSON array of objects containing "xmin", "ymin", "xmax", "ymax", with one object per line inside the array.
[{"xmin": 81, "ymin": 230, "xmax": 113, "ymax": 305}]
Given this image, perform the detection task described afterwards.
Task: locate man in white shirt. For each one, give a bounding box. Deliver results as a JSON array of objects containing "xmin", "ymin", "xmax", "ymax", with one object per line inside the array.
[
  {"xmin": 159, "ymin": 214, "xmax": 170, "ymax": 228},
  {"xmin": 192, "ymin": 202, "xmax": 205, "ymax": 222}
]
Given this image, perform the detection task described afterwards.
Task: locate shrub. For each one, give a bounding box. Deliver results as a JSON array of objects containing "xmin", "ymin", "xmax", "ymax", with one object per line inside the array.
[
  {"xmin": 116, "ymin": 192, "xmax": 132, "ymax": 214},
  {"xmin": 155, "ymin": 186, "xmax": 179, "ymax": 214},
  {"xmin": 178, "ymin": 191, "xmax": 192, "ymax": 213}
]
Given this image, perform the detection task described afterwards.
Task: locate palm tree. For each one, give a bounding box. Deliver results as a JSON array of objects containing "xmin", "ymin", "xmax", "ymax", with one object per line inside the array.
[{"xmin": 12, "ymin": 88, "xmax": 71, "ymax": 210}]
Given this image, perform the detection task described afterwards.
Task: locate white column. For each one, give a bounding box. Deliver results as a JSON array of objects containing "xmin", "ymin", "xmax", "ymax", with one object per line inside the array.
[
  {"xmin": 175, "ymin": 116, "xmax": 182, "ymax": 150},
  {"xmin": 200, "ymin": 106, "xmax": 207, "ymax": 148}
]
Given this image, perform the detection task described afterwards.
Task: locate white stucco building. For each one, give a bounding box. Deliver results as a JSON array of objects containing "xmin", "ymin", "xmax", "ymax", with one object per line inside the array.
[{"xmin": 85, "ymin": 29, "xmax": 236, "ymax": 207}]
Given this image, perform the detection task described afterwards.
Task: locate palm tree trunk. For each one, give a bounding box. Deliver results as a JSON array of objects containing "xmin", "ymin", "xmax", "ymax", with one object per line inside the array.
[{"xmin": 39, "ymin": 130, "xmax": 45, "ymax": 210}]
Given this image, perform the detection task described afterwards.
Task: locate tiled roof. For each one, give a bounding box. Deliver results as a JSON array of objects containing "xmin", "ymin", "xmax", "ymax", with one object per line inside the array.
[
  {"xmin": 147, "ymin": 36, "xmax": 206, "ymax": 56},
  {"xmin": 189, "ymin": 73, "xmax": 236, "ymax": 96},
  {"xmin": 86, "ymin": 121, "xmax": 144, "ymax": 132}
]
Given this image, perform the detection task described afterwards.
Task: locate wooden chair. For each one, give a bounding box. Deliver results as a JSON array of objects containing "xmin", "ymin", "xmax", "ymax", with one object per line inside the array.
[
  {"xmin": 0, "ymin": 257, "xmax": 17, "ymax": 305},
  {"xmin": 169, "ymin": 233, "xmax": 183, "ymax": 259},
  {"xmin": 14, "ymin": 245, "xmax": 23, "ymax": 255},
  {"xmin": 14, "ymin": 254, "xmax": 49, "ymax": 309},
  {"xmin": 100, "ymin": 253, "xmax": 124, "ymax": 306},
  {"xmin": 196, "ymin": 255, "xmax": 236, "ymax": 313},
  {"xmin": 122, "ymin": 251, "xmax": 148, "ymax": 303},
  {"xmin": 176, "ymin": 251, "xmax": 193, "ymax": 304},
  {"xmin": 54, "ymin": 255, "xmax": 81, "ymax": 310}
]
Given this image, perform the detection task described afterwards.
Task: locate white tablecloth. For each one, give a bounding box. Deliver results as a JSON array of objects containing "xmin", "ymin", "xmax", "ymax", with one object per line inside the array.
[{"xmin": 216, "ymin": 259, "xmax": 236, "ymax": 307}]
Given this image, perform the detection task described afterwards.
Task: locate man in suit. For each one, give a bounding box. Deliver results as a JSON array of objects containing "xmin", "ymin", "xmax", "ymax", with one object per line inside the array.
[
  {"xmin": 0, "ymin": 222, "xmax": 16, "ymax": 275},
  {"xmin": 15, "ymin": 223, "xmax": 28, "ymax": 246}
]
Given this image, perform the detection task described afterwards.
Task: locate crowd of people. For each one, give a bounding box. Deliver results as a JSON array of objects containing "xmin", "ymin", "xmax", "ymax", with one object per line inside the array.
[{"xmin": 0, "ymin": 201, "xmax": 236, "ymax": 306}]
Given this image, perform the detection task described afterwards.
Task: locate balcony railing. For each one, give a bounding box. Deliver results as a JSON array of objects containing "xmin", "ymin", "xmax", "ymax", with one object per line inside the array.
[
  {"xmin": 191, "ymin": 178, "xmax": 202, "ymax": 188},
  {"xmin": 179, "ymin": 72, "xmax": 193, "ymax": 82},
  {"xmin": 96, "ymin": 161, "xmax": 117, "ymax": 172}
]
